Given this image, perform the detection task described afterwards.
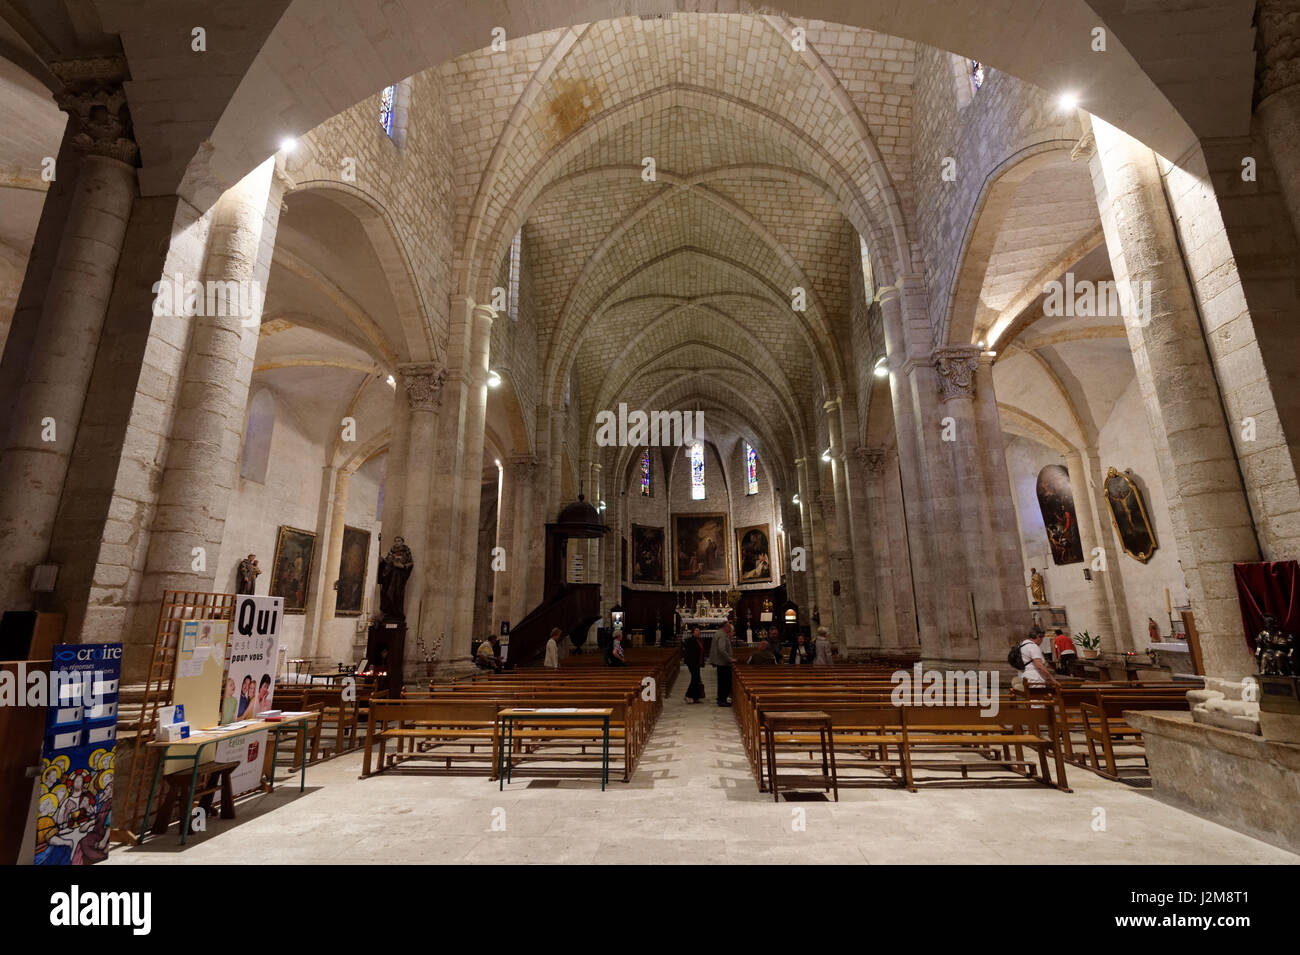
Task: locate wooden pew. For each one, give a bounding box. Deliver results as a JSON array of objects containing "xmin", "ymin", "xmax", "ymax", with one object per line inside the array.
[{"xmin": 1078, "ymin": 696, "xmax": 1190, "ymax": 779}]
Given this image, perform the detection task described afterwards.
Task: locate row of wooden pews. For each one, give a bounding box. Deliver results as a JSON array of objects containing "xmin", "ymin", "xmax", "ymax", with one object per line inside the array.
[
  {"xmin": 360, "ymin": 648, "xmax": 679, "ymax": 784},
  {"xmin": 734, "ymin": 667, "xmax": 1194, "ymax": 795}
]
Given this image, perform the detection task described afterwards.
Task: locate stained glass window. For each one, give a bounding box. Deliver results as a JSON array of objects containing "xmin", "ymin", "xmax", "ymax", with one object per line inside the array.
[
  {"xmin": 745, "ymin": 442, "xmax": 758, "ymax": 495},
  {"xmin": 380, "ymin": 84, "xmax": 397, "ymax": 137},
  {"xmin": 507, "ymin": 230, "xmax": 521, "ymax": 322},
  {"xmin": 690, "ymin": 442, "xmax": 705, "ymax": 500},
  {"xmin": 641, "ymin": 448, "xmax": 652, "ymax": 496},
  {"xmin": 969, "ymin": 60, "xmax": 985, "ymax": 94}
]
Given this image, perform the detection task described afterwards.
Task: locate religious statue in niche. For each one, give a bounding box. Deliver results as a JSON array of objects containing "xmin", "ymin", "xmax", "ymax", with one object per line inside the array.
[
  {"xmin": 377, "ymin": 536, "xmax": 414, "ymax": 620},
  {"xmin": 1029, "ymin": 568, "xmax": 1046, "ymax": 605},
  {"xmin": 1035, "ymin": 464, "xmax": 1084, "ymax": 565},
  {"xmin": 1103, "ymin": 467, "xmax": 1158, "ymax": 563},
  {"xmin": 1255, "ymin": 614, "xmax": 1296, "ymax": 677},
  {"xmin": 236, "ymin": 554, "xmax": 261, "ymax": 595}
]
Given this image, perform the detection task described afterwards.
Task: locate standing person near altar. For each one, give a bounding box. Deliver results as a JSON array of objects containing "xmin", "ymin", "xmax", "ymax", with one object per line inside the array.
[
  {"xmin": 683, "ymin": 627, "xmax": 706, "ymax": 703},
  {"xmin": 709, "ymin": 622, "xmax": 735, "ymax": 706}
]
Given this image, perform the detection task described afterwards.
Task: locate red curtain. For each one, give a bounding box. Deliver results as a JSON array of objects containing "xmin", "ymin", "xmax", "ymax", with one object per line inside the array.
[{"xmin": 1233, "ymin": 561, "xmax": 1300, "ymax": 650}]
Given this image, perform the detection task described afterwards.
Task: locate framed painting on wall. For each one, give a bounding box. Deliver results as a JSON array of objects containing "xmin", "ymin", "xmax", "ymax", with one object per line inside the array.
[
  {"xmin": 1103, "ymin": 467, "xmax": 1158, "ymax": 562},
  {"xmin": 673, "ymin": 513, "xmax": 728, "ymax": 586},
  {"xmin": 335, "ymin": 525, "xmax": 370, "ymax": 616},
  {"xmin": 269, "ymin": 525, "xmax": 316, "ymax": 614},
  {"xmin": 736, "ymin": 523, "xmax": 773, "ymax": 582},
  {"xmin": 631, "ymin": 524, "xmax": 665, "ymax": 585},
  {"xmin": 1035, "ymin": 465, "xmax": 1084, "ymax": 565}
]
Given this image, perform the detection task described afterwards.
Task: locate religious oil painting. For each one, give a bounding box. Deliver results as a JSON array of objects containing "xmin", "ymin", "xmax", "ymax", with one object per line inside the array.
[
  {"xmin": 1035, "ymin": 465, "xmax": 1084, "ymax": 565},
  {"xmin": 736, "ymin": 523, "xmax": 773, "ymax": 582},
  {"xmin": 334, "ymin": 525, "xmax": 371, "ymax": 616},
  {"xmin": 1103, "ymin": 467, "xmax": 1158, "ymax": 562},
  {"xmin": 270, "ymin": 525, "xmax": 316, "ymax": 614},
  {"xmin": 674, "ymin": 513, "xmax": 729, "ymax": 586},
  {"xmin": 631, "ymin": 524, "xmax": 665, "ymax": 585}
]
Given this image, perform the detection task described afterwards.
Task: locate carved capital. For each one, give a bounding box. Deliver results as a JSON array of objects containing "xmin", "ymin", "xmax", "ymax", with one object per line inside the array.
[
  {"xmin": 50, "ymin": 57, "xmax": 138, "ymax": 166},
  {"xmin": 398, "ymin": 362, "xmax": 448, "ymax": 411},
  {"xmin": 508, "ymin": 453, "xmax": 540, "ymax": 483},
  {"xmin": 1257, "ymin": 0, "xmax": 1300, "ymax": 102},
  {"xmin": 855, "ymin": 445, "xmax": 889, "ymax": 475},
  {"xmin": 931, "ymin": 345, "xmax": 981, "ymax": 402}
]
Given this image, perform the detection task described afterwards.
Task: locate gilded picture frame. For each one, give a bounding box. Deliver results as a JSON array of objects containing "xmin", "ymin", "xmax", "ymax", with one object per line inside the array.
[{"xmin": 1103, "ymin": 466, "xmax": 1158, "ymax": 563}]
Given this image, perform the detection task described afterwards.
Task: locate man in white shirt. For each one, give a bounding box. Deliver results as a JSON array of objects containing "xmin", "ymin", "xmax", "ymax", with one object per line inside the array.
[
  {"xmin": 1019, "ymin": 631, "xmax": 1058, "ymax": 686},
  {"xmin": 544, "ymin": 627, "xmax": 561, "ymax": 668}
]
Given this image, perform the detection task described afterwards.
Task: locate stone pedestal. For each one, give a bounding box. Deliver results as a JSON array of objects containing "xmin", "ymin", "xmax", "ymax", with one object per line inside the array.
[{"xmin": 1127, "ymin": 710, "xmax": 1300, "ymax": 855}]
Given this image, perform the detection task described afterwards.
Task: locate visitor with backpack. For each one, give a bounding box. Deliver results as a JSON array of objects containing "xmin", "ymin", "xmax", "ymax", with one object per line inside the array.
[{"xmin": 1008, "ymin": 629, "xmax": 1057, "ymax": 687}]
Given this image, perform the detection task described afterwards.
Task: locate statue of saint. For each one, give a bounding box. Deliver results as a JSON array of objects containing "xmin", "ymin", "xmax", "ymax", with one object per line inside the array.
[
  {"xmin": 1029, "ymin": 568, "xmax": 1046, "ymax": 605},
  {"xmin": 236, "ymin": 554, "xmax": 261, "ymax": 595},
  {"xmin": 377, "ymin": 536, "xmax": 415, "ymax": 621}
]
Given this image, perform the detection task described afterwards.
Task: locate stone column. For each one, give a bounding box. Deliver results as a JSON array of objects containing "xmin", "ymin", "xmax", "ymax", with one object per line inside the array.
[
  {"xmin": 133, "ymin": 158, "xmax": 283, "ymax": 626},
  {"xmin": 1255, "ymin": 0, "xmax": 1300, "ymax": 240},
  {"xmin": 793, "ymin": 457, "xmax": 819, "ymax": 620},
  {"xmin": 1062, "ymin": 449, "xmax": 1124, "ymax": 648},
  {"xmin": 823, "ymin": 398, "xmax": 865, "ymax": 646},
  {"xmin": 548, "ymin": 404, "xmax": 566, "ymax": 518},
  {"xmin": 396, "ymin": 360, "xmax": 447, "ymax": 646},
  {"xmin": 858, "ymin": 446, "xmax": 899, "ymax": 648},
  {"xmin": 1089, "ymin": 116, "xmax": 1260, "ymax": 678},
  {"xmin": 302, "ymin": 465, "xmax": 348, "ymax": 660},
  {"xmin": 493, "ymin": 459, "xmax": 517, "ymax": 636},
  {"xmin": 450, "ymin": 303, "xmax": 495, "ymax": 647},
  {"xmin": 0, "ymin": 57, "xmax": 138, "ymax": 610},
  {"xmin": 507, "ymin": 454, "xmax": 542, "ymax": 622}
]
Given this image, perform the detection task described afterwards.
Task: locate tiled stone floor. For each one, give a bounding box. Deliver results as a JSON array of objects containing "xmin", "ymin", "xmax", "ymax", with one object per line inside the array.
[{"xmin": 107, "ymin": 686, "xmax": 1300, "ymax": 864}]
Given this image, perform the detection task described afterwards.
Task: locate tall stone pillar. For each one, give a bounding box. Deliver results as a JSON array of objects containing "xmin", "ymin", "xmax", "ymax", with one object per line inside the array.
[
  {"xmin": 548, "ymin": 404, "xmax": 566, "ymax": 518},
  {"xmin": 858, "ymin": 446, "xmax": 900, "ymax": 648},
  {"xmin": 1089, "ymin": 116, "xmax": 1259, "ymax": 678},
  {"xmin": 134, "ymin": 158, "xmax": 284, "ymax": 629},
  {"xmin": 823, "ymin": 398, "xmax": 865, "ymax": 646},
  {"xmin": 1062, "ymin": 449, "xmax": 1123, "ymax": 647},
  {"xmin": 508, "ymin": 454, "xmax": 543, "ymax": 621},
  {"xmin": 398, "ymin": 361, "xmax": 447, "ymax": 653},
  {"xmin": 0, "ymin": 57, "xmax": 138, "ymax": 610},
  {"xmin": 303, "ymin": 465, "xmax": 348, "ymax": 660},
  {"xmin": 1255, "ymin": 0, "xmax": 1300, "ymax": 240},
  {"xmin": 793, "ymin": 457, "xmax": 819, "ymax": 622},
  {"xmin": 450, "ymin": 304, "xmax": 495, "ymax": 648}
]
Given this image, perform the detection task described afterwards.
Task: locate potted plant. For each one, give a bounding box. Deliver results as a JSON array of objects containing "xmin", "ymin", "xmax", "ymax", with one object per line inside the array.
[{"xmin": 1074, "ymin": 630, "xmax": 1101, "ymax": 659}]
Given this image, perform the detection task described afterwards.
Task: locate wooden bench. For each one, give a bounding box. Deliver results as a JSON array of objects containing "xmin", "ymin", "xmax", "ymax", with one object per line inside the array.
[
  {"xmin": 1078, "ymin": 696, "xmax": 1190, "ymax": 779},
  {"xmin": 362, "ymin": 699, "xmax": 502, "ymax": 777},
  {"xmin": 150, "ymin": 760, "xmax": 239, "ymax": 834}
]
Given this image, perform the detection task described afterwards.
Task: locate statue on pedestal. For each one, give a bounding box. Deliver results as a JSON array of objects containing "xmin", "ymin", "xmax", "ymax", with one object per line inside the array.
[
  {"xmin": 236, "ymin": 554, "xmax": 261, "ymax": 595},
  {"xmin": 1029, "ymin": 568, "xmax": 1046, "ymax": 605},
  {"xmin": 377, "ymin": 536, "xmax": 415, "ymax": 621},
  {"xmin": 1256, "ymin": 614, "xmax": 1296, "ymax": 677}
]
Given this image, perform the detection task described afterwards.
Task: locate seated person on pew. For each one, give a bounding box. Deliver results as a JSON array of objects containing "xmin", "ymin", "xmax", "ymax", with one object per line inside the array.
[
  {"xmin": 604, "ymin": 629, "xmax": 626, "ymax": 667},
  {"xmin": 788, "ymin": 632, "xmax": 812, "ymax": 665},
  {"xmin": 745, "ymin": 639, "xmax": 779, "ymax": 665},
  {"xmin": 475, "ymin": 634, "xmax": 503, "ymax": 672}
]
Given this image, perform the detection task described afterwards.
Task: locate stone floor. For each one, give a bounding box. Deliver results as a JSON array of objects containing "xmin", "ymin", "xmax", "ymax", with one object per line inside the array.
[{"xmin": 108, "ymin": 685, "xmax": 1300, "ymax": 865}]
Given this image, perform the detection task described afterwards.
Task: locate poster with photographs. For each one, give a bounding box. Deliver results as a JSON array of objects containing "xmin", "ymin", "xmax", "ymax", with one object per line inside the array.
[
  {"xmin": 335, "ymin": 525, "xmax": 370, "ymax": 616},
  {"xmin": 269, "ymin": 525, "xmax": 316, "ymax": 614},
  {"xmin": 736, "ymin": 523, "xmax": 773, "ymax": 582},
  {"xmin": 216, "ymin": 594, "xmax": 283, "ymax": 796}
]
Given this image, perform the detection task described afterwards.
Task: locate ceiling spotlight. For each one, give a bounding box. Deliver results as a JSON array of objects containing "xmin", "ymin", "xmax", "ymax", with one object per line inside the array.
[
  {"xmin": 279, "ymin": 137, "xmax": 297, "ymax": 153},
  {"xmin": 1057, "ymin": 92, "xmax": 1080, "ymax": 112},
  {"xmin": 487, "ymin": 369, "xmax": 502, "ymax": 388},
  {"xmin": 873, "ymin": 356, "xmax": 889, "ymax": 378}
]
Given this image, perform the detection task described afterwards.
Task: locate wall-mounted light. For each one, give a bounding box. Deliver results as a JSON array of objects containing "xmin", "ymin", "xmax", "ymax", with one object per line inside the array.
[
  {"xmin": 487, "ymin": 369, "xmax": 502, "ymax": 388},
  {"xmin": 279, "ymin": 137, "xmax": 297, "ymax": 153},
  {"xmin": 820, "ymin": 449, "xmax": 832, "ymax": 463},
  {"xmin": 494, "ymin": 458, "xmax": 502, "ymax": 468},
  {"xmin": 385, "ymin": 374, "xmax": 395, "ymax": 387},
  {"xmin": 792, "ymin": 494, "xmax": 800, "ymax": 505},
  {"xmin": 598, "ymin": 499, "xmax": 607, "ymax": 512},
  {"xmin": 873, "ymin": 356, "xmax": 888, "ymax": 378},
  {"xmin": 1057, "ymin": 92, "xmax": 1080, "ymax": 112}
]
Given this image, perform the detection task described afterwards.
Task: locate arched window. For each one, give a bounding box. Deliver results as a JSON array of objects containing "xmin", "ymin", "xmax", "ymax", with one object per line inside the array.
[
  {"xmin": 858, "ymin": 233, "xmax": 875, "ymax": 303},
  {"xmin": 641, "ymin": 448, "xmax": 652, "ymax": 496},
  {"xmin": 745, "ymin": 442, "xmax": 758, "ymax": 495},
  {"xmin": 239, "ymin": 389, "xmax": 275, "ymax": 484},
  {"xmin": 690, "ymin": 442, "xmax": 705, "ymax": 500},
  {"xmin": 507, "ymin": 230, "xmax": 521, "ymax": 322},
  {"xmin": 380, "ymin": 84, "xmax": 397, "ymax": 136}
]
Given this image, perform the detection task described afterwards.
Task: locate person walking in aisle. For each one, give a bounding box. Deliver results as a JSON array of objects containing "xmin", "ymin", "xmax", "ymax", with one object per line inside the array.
[
  {"xmin": 544, "ymin": 627, "xmax": 562, "ymax": 668},
  {"xmin": 683, "ymin": 626, "xmax": 706, "ymax": 702},
  {"xmin": 709, "ymin": 622, "xmax": 735, "ymax": 706},
  {"xmin": 812, "ymin": 627, "xmax": 834, "ymax": 666}
]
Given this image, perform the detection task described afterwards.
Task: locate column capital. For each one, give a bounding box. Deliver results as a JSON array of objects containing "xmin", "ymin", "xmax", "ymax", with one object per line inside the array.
[
  {"xmin": 471, "ymin": 302, "xmax": 496, "ymax": 326},
  {"xmin": 507, "ymin": 453, "xmax": 540, "ymax": 482},
  {"xmin": 1257, "ymin": 0, "xmax": 1300, "ymax": 102},
  {"xmin": 931, "ymin": 345, "xmax": 982, "ymax": 402},
  {"xmin": 817, "ymin": 491, "xmax": 836, "ymax": 517},
  {"xmin": 855, "ymin": 445, "xmax": 890, "ymax": 474},
  {"xmin": 822, "ymin": 396, "xmax": 843, "ymax": 414},
  {"xmin": 397, "ymin": 361, "xmax": 448, "ymax": 411},
  {"xmin": 50, "ymin": 56, "xmax": 139, "ymax": 166}
]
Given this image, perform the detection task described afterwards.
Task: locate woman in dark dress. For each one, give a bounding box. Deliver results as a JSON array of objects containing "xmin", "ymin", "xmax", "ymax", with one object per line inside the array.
[{"xmin": 683, "ymin": 626, "xmax": 706, "ymax": 702}]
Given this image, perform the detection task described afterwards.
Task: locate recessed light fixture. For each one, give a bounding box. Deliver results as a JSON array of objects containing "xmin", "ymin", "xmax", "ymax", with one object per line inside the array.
[{"xmin": 487, "ymin": 369, "xmax": 502, "ymax": 388}]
